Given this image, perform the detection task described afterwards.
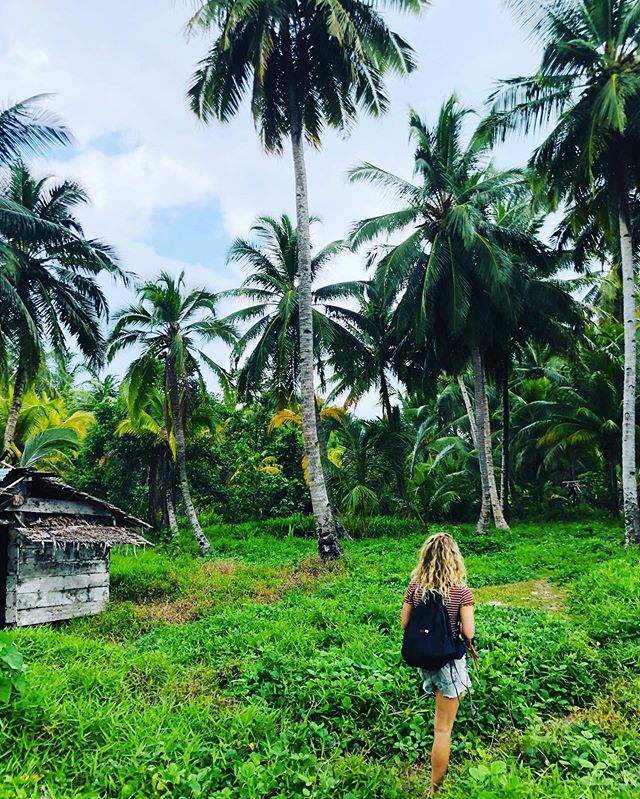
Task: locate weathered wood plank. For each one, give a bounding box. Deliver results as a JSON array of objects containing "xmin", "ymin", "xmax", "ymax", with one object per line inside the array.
[
  {"xmin": 4, "ymin": 605, "xmax": 17, "ymax": 624},
  {"xmin": 17, "ymin": 558, "xmax": 109, "ymax": 579},
  {"xmin": 17, "ymin": 571, "xmax": 109, "ymax": 593},
  {"xmin": 19, "ymin": 543, "xmax": 108, "ymax": 566},
  {"xmin": 16, "ymin": 584, "xmax": 109, "ymax": 611},
  {"xmin": 15, "ymin": 599, "xmax": 108, "ymax": 626},
  {"xmin": 7, "ymin": 540, "xmax": 18, "ymax": 572},
  {"xmin": 15, "ymin": 498, "xmax": 112, "ymax": 517}
]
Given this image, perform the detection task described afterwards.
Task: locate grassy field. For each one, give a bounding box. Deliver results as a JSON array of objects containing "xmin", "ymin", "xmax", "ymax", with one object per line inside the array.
[{"xmin": 1, "ymin": 521, "xmax": 639, "ymax": 798}]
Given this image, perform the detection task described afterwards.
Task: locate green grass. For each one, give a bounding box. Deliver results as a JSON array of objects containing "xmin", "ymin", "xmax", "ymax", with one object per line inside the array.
[{"xmin": 1, "ymin": 521, "xmax": 639, "ymax": 798}]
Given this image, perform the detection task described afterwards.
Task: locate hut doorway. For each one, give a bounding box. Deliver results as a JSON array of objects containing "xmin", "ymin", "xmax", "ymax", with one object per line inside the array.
[{"xmin": 0, "ymin": 529, "xmax": 8, "ymax": 629}]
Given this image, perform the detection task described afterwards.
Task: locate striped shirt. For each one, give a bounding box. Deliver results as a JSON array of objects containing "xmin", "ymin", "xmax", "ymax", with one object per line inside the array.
[{"xmin": 404, "ymin": 580, "xmax": 474, "ymax": 637}]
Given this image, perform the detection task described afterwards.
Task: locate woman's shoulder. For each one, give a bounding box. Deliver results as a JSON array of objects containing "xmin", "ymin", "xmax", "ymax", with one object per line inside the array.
[
  {"xmin": 449, "ymin": 584, "xmax": 474, "ymax": 602},
  {"xmin": 403, "ymin": 577, "xmax": 419, "ymax": 602}
]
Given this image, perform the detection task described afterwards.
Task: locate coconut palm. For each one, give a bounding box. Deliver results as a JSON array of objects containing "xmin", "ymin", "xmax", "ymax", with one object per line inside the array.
[
  {"xmin": 513, "ymin": 324, "xmax": 625, "ymax": 513},
  {"xmin": 0, "ymin": 162, "xmax": 123, "ymax": 455},
  {"xmin": 489, "ymin": 0, "xmax": 640, "ymax": 544},
  {"xmin": 326, "ymin": 273, "xmax": 400, "ymax": 419},
  {"xmin": 485, "ymin": 184, "xmax": 583, "ymax": 518},
  {"xmin": 0, "ymin": 98, "xmax": 70, "ymax": 377},
  {"xmin": 108, "ymin": 271, "xmax": 236, "ymax": 554},
  {"xmin": 224, "ymin": 214, "xmax": 365, "ymax": 406},
  {"xmin": 186, "ymin": 0, "xmax": 424, "ymax": 558},
  {"xmin": 117, "ymin": 382, "xmax": 179, "ymax": 533},
  {"xmin": 349, "ymin": 99, "xmax": 549, "ymax": 531},
  {"xmin": 0, "ymin": 96, "xmax": 70, "ymax": 168},
  {"xmin": 0, "ymin": 385, "xmax": 93, "ymax": 472}
]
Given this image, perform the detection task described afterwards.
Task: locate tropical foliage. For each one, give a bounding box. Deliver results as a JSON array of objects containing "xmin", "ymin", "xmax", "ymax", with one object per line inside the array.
[{"xmin": 1, "ymin": 0, "xmax": 639, "ymax": 553}]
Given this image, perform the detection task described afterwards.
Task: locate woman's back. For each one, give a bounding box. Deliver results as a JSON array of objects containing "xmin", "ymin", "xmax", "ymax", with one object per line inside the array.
[{"xmin": 404, "ymin": 580, "xmax": 474, "ymax": 638}]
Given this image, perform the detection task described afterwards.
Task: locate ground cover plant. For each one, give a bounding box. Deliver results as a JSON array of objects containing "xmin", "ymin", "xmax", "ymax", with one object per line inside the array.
[{"xmin": 1, "ymin": 520, "xmax": 639, "ymax": 798}]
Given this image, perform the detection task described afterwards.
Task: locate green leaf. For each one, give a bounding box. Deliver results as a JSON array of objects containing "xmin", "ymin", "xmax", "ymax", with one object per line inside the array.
[{"xmin": 0, "ymin": 676, "xmax": 12, "ymax": 703}]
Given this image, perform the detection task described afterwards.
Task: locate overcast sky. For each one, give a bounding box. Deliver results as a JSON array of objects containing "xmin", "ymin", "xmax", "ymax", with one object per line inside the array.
[{"xmin": 1, "ymin": 0, "xmax": 544, "ymax": 416}]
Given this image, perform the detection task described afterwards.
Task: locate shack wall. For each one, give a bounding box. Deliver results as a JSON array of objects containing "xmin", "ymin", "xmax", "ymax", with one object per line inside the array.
[
  {"xmin": 4, "ymin": 537, "xmax": 18, "ymax": 626},
  {"xmin": 13, "ymin": 539, "xmax": 110, "ymax": 626}
]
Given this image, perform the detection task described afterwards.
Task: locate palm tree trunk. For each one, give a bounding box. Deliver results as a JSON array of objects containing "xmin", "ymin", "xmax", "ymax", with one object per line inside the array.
[
  {"xmin": 471, "ymin": 346, "xmax": 492, "ymax": 533},
  {"xmin": 483, "ymin": 372, "xmax": 509, "ymax": 529},
  {"xmin": 162, "ymin": 453, "xmax": 179, "ymax": 534},
  {"xmin": 618, "ymin": 206, "xmax": 640, "ymax": 545},
  {"xmin": 290, "ymin": 125, "xmax": 342, "ymax": 561},
  {"xmin": 457, "ymin": 375, "xmax": 478, "ymax": 449},
  {"xmin": 603, "ymin": 448, "xmax": 619, "ymax": 516},
  {"xmin": 2, "ymin": 360, "xmax": 27, "ymax": 455},
  {"xmin": 166, "ymin": 487, "xmax": 179, "ymax": 534},
  {"xmin": 509, "ymin": 471, "xmax": 524, "ymax": 518},
  {"xmin": 380, "ymin": 368, "xmax": 393, "ymax": 420},
  {"xmin": 315, "ymin": 401, "xmax": 350, "ymax": 540},
  {"xmin": 500, "ymin": 357, "xmax": 510, "ymax": 522},
  {"xmin": 166, "ymin": 364, "xmax": 211, "ymax": 555}
]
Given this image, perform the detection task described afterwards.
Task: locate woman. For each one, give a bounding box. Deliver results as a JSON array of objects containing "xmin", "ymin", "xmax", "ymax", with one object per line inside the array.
[{"xmin": 401, "ymin": 533, "xmax": 475, "ymax": 795}]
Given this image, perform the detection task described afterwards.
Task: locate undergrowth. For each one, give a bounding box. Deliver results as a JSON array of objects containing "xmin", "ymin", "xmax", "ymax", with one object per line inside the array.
[{"xmin": 0, "ymin": 521, "xmax": 638, "ymax": 798}]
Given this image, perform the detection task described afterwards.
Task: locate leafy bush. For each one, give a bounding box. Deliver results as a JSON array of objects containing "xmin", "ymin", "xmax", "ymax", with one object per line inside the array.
[
  {"xmin": 569, "ymin": 556, "xmax": 640, "ymax": 655},
  {"xmin": 110, "ymin": 549, "xmax": 185, "ymax": 601},
  {"xmin": 0, "ymin": 635, "xmax": 25, "ymax": 703},
  {"xmin": 1, "ymin": 520, "xmax": 636, "ymax": 799}
]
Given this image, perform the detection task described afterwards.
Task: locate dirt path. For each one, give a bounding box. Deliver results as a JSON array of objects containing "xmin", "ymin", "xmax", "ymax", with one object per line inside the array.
[
  {"xmin": 476, "ymin": 578, "xmax": 567, "ymax": 613},
  {"xmin": 137, "ymin": 556, "xmax": 344, "ymax": 624}
]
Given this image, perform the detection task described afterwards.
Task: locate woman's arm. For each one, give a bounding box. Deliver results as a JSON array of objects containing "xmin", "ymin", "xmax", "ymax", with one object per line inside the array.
[
  {"xmin": 460, "ymin": 604, "xmax": 475, "ymax": 640},
  {"xmin": 401, "ymin": 602, "xmax": 413, "ymax": 630}
]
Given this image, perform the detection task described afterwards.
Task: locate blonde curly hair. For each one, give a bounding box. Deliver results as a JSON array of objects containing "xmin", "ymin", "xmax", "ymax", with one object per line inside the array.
[{"xmin": 411, "ymin": 532, "xmax": 467, "ymax": 602}]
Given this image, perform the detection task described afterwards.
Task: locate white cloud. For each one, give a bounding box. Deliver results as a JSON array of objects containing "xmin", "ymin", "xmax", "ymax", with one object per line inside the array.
[{"xmin": 1, "ymin": 0, "xmax": 545, "ymax": 416}]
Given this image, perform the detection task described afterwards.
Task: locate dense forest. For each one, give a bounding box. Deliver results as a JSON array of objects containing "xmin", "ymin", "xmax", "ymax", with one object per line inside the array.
[{"xmin": 1, "ymin": 94, "xmax": 639, "ymax": 547}]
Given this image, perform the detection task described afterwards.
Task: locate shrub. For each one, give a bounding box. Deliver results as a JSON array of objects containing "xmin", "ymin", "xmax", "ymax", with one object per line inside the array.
[
  {"xmin": 110, "ymin": 549, "xmax": 185, "ymax": 601},
  {"xmin": 569, "ymin": 556, "xmax": 640, "ymax": 658},
  {"xmin": 0, "ymin": 635, "xmax": 25, "ymax": 703}
]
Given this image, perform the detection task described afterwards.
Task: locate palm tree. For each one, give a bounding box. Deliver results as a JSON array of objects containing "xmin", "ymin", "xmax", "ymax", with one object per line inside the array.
[
  {"xmin": 0, "ymin": 96, "xmax": 70, "ymax": 167},
  {"xmin": 185, "ymin": 0, "xmax": 424, "ymax": 559},
  {"xmin": 489, "ymin": 0, "xmax": 640, "ymax": 544},
  {"xmin": 0, "ymin": 97, "xmax": 71, "ymax": 368},
  {"xmin": 514, "ymin": 323, "xmax": 626, "ymax": 515},
  {"xmin": 486, "ymin": 183, "xmax": 583, "ymax": 518},
  {"xmin": 0, "ymin": 162, "xmax": 123, "ymax": 455},
  {"xmin": 109, "ymin": 271, "xmax": 235, "ymax": 554},
  {"xmin": 0, "ymin": 385, "xmax": 94, "ymax": 472},
  {"xmin": 224, "ymin": 214, "xmax": 364, "ymax": 406},
  {"xmin": 116, "ymin": 381, "xmax": 179, "ymax": 533},
  {"xmin": 349, "ymin": 100, "xmax": 548, "ymax": 531},
  {"xmin": 326, "ymin": 273, "xmax": 400, "ymax": 419}
]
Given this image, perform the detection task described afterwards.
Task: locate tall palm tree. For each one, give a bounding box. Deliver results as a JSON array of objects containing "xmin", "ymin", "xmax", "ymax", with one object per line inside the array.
[
  {"xmin": 489, "ymin": 0, "xmax": 640, "ymax": 544},
  {"xmin": 0, "ymin": 162, "xmax": 122, "ymax": 455},
  {"xmin": 349, "ymin": 99, "xmax": 548, "ymax": 531},
  {"xmin": 486, "ymin": 183, "xmax": 583, "ymax": 518},
  {"xmin": 0, "ymin": 97, "xmax": 71, "ymax": 358},
  {"xmin": 116, "ymin": 380, "xmax": 179, "ymax": 533},
  {"xmin": 109, "ymin": 271, "xmax": 235, "ymax": 555},
  {"xmin": 326, "ymin": 273, "xmax": 400, "ymax": 419},
  {"xmin": 224, "ymin": 214, "xmax": 364, "ymax": 406},
  {"xmin": 185, "ymin": 0, "xmax": 424, "ymax": 559}
]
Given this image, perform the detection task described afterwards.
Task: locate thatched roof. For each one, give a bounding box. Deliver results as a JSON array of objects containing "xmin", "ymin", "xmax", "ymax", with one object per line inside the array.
[
  {"xmin": 0, "ymin": 468, "xmax": 150, "ymax": 530},
  {"xmin": 19, "ymin": 517, "xmax": 151, "ymax": 547}
]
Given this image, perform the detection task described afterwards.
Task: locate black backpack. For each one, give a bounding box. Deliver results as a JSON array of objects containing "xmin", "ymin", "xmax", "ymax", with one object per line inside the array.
[{"xmin": 401, "ymin": 589, "xmax": 467, "ymax": 671}]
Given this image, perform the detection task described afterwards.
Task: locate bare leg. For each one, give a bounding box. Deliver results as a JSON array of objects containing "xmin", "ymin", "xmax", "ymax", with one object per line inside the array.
[{"xmin": 431, "ymin": 690, "xmax": 460, "ymax": 794}]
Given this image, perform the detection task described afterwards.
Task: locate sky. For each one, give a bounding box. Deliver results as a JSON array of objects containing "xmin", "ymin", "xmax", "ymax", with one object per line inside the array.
[{"xmin": 0, "ymin": 0, "xmax": 544, "ymax": 416}]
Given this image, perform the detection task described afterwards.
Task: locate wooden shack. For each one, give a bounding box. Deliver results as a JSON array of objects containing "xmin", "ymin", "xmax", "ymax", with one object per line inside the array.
[{"xmin": 0, "ymin": 468, "xmax": 150, "ymax": 627}]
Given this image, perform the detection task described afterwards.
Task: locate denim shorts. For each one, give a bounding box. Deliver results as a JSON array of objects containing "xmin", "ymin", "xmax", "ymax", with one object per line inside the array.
[{"xmin": 420, "ymin": 656, "xmax": 471, "ymax": 699}]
